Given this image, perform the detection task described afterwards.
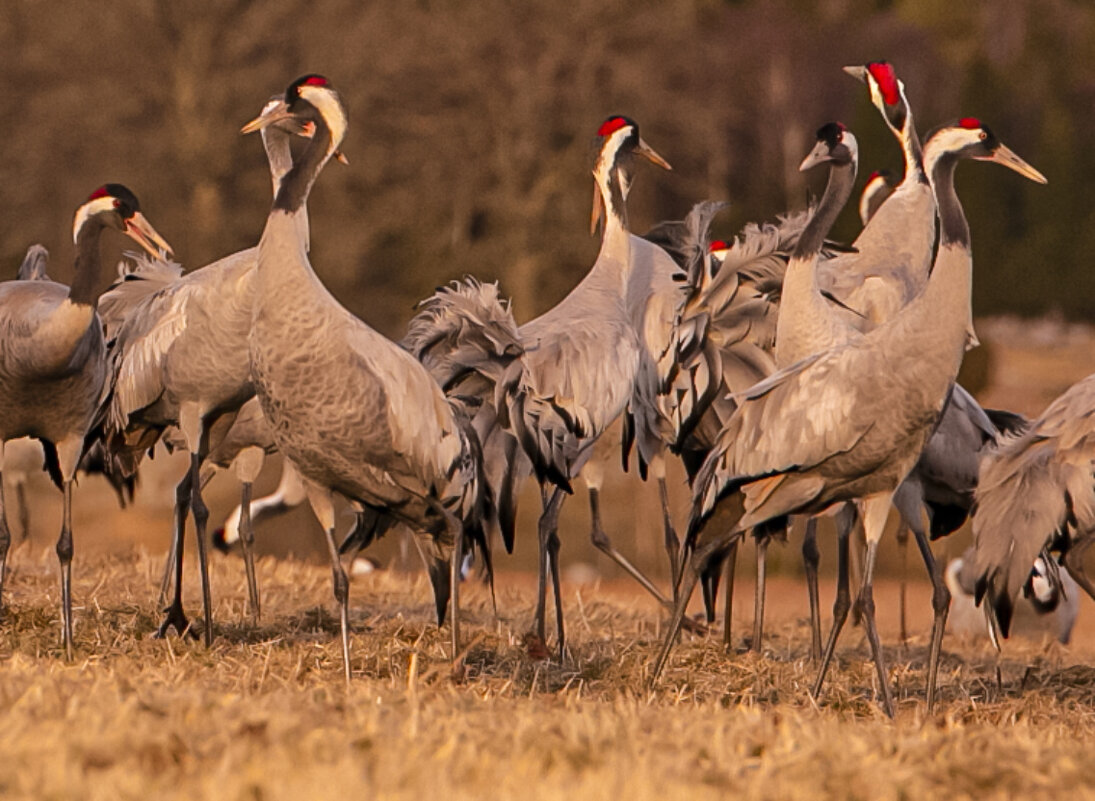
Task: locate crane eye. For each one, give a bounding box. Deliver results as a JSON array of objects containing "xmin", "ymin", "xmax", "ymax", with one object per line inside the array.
[
  {"xmin": 979, "ymin": 131, "xmax": 988, "ymax": 141},
  {"xmin": 113, "ymin": 199, "xmax": 122, "ymax": 209}
]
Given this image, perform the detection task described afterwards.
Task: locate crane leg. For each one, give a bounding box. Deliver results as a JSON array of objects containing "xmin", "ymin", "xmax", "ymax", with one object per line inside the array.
[
  {"xmin": 306, "ymin": 482, "xmax": 351, "ymax": 684},
  {"xmin": 910, "ymin": 522, "xmax": 949, "ymax": 714},
  {"xmin": 187, "ymin": 452, "xmax": 214, "ymax": 647},
  {"xmin": 650, "ymin": 542, "xmax": 713, "ymax": 685},
  {"xmin": 721, "ymin": 540, "xmax": 737, "ymax": 648},
  {"xmin": 0, "ymin": 469, "xmax": 10, "ymax": 614},
  {"xmin": 658, "ymin": 477, "xmax": 680, "ymax": 592},
  {"xmin": 589, "ymin": 488, "xmax": 671, "ymax": 603},
  {"xmin": 15, "ymin": 480, "xmax": 29, "ymax": 543},
  {"xmin": 237, "ymin": 481, "xmax": 262, "ymax": 623},
  {"xmin": 156, "ymin": 469, "xmax": 196, "ymax": 639},
  {"xmin": 56, "ymin": 480, "xmax": 75, "ymax": 660},
  {"xmin": 812, "ymin": 503, "xmax": 857, "ymax": 702},
  {"xmin": 448, "ymin": 515, "xmax": 464, "ymax": 664},
  {"xmin": 802, "ymin": 517, "xmax": 823, "ymax": 662},
  {"xmin": 853, "ymin": 495, "xmax": 896, "ymax": 718},
  {"xmin": 752, "ymin": 533, "xmax": 770, "ymax": 653},
  {"xmin": 700, "ymin": 554, "xmax": 720, "ymax": 623},
  {"xmin": 896, "ymin": 521, "xmax": 910, "ymax": 644},
  {"xmin": 533, "ymin": 487, "xmax": 566, "ymax": 656}
]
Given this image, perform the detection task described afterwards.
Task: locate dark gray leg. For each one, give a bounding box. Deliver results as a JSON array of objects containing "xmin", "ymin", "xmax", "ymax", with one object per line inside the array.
[
  {"xmin": 722, "ymin": 540, "xmax": 737, "ymax": 648},
  {"xmin": 590, "ymin": 487, "xmax": 671, "ymax": 603},
  {"xmin": 187, "ymin": 453, "xmax": 213, "ymax": 647},
  {"xmin": 802, "ymin": 517, "xmax": 822, "ymax": 661},
  {"xmin": 812, "ymin": 505, "xmax": 857, "ymax": 701},
  {"xmin": 237, "ymin": 481, "xmax": 261, "ymax": 623},
  {"xmin": 0, "ymin": 470, "xmax": 10, "ymax": 615},
  {"xmin": 911, "ymin": 523, "xmax": 949, "ymax": 714},
  {"xmin": 56, "ymin": 480, "xmax": 75, "ymax": 660},
  {"xmin": 658, "ymin": 477, "xmax": 680, "ymax": 592},
  {"xmin": 321, "ymin": 520, "xmax": 351, "ymax": 684},
  {"xmin": 156, "ymin": 469, "xmax": 196, "ymax": 639},
  {"xmin": 650, "ymin": 554, "xmax": 703, "ymax": 685},
  {"xmin": 895, "ymin": 521, "xmax": 910, "ymax": 643},
  {"xmin": 15, "ymin": 481, "xmax": 29, "ymax": 543},
  {"xmin": 855, "ymin": 538, "xmax": 895, "ymax": 718},
  {"xmin": 533, "ymin": 486, "xmax": 565, "ymax": 652},
  {"xmin": 449, "ymin": 516, "xmax": 464, "ymax": 662},
  {"xmin": 752, "ymin": 532, "xmax": 770, "ymax": 653}
]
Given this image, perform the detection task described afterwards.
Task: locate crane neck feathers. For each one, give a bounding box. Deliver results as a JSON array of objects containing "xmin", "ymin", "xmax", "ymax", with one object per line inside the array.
[
  {"xmin": 67, "ymin": 216, "xmax": 109, "ymax": 308},
  {"xmin": 273, "ymin": 109, "xmax": 334, "ymax": 213}
]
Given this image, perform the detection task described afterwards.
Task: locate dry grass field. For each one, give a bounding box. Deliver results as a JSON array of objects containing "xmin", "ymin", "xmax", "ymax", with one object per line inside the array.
[
  {"xmin": 2, "ymin": 318, "xmax": 1095, "ymax": 800},
  {"xmin": 1, "ymin": 550, "xmax": 1095, "ymax": 800}
]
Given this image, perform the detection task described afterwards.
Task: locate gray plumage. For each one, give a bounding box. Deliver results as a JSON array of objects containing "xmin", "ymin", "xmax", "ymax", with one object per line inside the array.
[
  {"xmin": 246, "ymin": 76, "xmax": 526, "ymax": 676},
  {"xmin": 0, "ymin": 184, "xmax": 172, "ymax": 659},
  {"xmin": 652, "ymin": 119, "xmax": 1045, "ymax": 718},
  {"xmin": 970, "ymin": 372, "xmax": 1095, "ymax": 636},
  {"xmin": 16, "ymin": 244, "xmax": 50, "ymax": 282},
  {"xmin": 100, "ymin": 97, "xmax": 305, "ymax": 639}
]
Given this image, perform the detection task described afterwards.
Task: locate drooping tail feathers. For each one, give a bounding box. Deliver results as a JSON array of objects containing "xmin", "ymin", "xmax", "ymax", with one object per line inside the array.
[
  {"xmin": 402, "ymin": 277, "xmax": 571, "ymax": 558},
  {"xmin": 970, "ymin": 375, "xmax": 1095, "ymax": 636}
]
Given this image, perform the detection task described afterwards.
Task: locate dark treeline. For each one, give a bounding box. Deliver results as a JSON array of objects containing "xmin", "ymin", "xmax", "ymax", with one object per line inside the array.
[{"xmin": 2, "ymin": 0, "xmax": 1092, "ymax": 336}]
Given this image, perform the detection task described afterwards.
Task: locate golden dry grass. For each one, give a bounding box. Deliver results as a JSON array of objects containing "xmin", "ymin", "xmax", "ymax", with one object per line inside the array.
[{"xmin": 1, "ymin": 547, "xmax": 1094, "ymax": 801}]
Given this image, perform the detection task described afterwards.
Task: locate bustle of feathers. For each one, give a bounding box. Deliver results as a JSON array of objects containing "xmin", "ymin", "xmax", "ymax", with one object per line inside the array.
[
  {"xmin": 95, "ymin": 251, "xmax": 187, "ymax": 478},
  {"xmin": 657, "ymin": 206, "xmax": 839, "ymax": 462},
  {"xmin": 971, "ymin": 373, "xmax": 1095, "ymax": 637},
  {"xmin": 400, "ymin": 277, "xmax": 573, "ymax": 577}
]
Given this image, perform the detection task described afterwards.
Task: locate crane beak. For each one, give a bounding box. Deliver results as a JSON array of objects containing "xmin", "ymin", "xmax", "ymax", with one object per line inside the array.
[
  {"xmin": 241, "ymin": 100, "xmax": 294, "ymax": 134},
  {"xmin": 982, "ymin": 144, "xmax": 1048, "ymax": 184},
  {"xmin": 842, "ymin": 65, "xmax": 869, "ymax": 84},
  {"xmin": 636, "ymin": 138, "xmax": 672, "ymax": 171},
  {"xmin": 334, "ymin": 150, "xmax": 350, "ymax": 165},
  {"xmin": 124, "ymin": 212, "xmax": 174, "ymax": 259},
  {"xmin": 799, "ymin": 140, "xmax": 832, "ymax": 172},
  {"xmin": 590, "ymin": 179, "xmax": 605, "ymax": 236}
]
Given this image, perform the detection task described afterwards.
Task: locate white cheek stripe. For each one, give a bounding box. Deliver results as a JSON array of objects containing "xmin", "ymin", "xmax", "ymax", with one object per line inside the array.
[
  {"xmin": 300, "ymin": 85, "xmax": 348, "ymax": 157},
  {"xmin": 72, "ymin": 196, "xmax": 116, "ymax": 243}
]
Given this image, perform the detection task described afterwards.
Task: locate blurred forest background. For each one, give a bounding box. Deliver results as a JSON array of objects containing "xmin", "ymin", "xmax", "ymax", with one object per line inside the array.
[
  {"xmin": 2, "ymin": 0, "xmax": 1093, "ymax": 333},
  {"xmin": 1, "ymin": 1, "xmax": 1094, "ymax": 585}
]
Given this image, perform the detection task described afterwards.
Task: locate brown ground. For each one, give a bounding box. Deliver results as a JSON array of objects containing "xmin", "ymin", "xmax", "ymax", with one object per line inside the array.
[{"xmin": 3, "ymin": 317, "xmax": 1095, "ymax": 799}]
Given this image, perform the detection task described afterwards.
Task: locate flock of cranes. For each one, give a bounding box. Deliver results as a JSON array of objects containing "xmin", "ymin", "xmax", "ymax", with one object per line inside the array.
[{"xmin": 0, "ymin": 61, "xmax": 1087, "ymax": 716}]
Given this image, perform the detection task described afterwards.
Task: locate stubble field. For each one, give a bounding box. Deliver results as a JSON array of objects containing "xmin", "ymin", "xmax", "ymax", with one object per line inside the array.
[
  {"xmin": 1, "ymin": 548, "xmax": 1094, "ymax": 801},
  {"xmin": 2, "ymin": 318, "xmax": 1095, "ymax": 800}
]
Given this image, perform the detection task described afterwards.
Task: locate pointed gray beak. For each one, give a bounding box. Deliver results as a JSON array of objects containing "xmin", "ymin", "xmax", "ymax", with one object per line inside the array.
[
  {"xmin": 843, "ymin": 65, "xmax": 869, "ymax": 84},
  {"xmin": 799, "ymin": 139, "xmax": 832, "ymax": 172},
  {"xmin": 983, "ymin": 143, "xmax": 1048, "ymax": 185}
]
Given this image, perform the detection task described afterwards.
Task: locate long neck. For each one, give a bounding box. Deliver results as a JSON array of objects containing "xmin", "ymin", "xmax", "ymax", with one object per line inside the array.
[
  {"xmin": 262, "ymin": 125, "xmax": 295, "ymax": 198},
  {"xmin": 887, "ymin": 151, "xmax": 971, "ymax": 376},
  {"xmin": 775, "ymin": 158, "xmax": 857, "ymax": 365},
  {"xmin": 792, "ymin": 159, "xmax": 856, "ymax": 261},
  {"xmin": 896, "ymin": 109, "xmax": 927, "ymax": 186},
  {"xmin": 68, "ymin": 221, "xmax": 105, "ymax": 307},
  {"xmin": 273, "ymin": 112, "xmax": 331, "ymax": 213},
  {"xmin": 596, "ymin": 159, "xmax": 630, "ymax": 235},
  {"xmin": 931, "ymin": 154, "xmax": 969, "ymax": 248}
]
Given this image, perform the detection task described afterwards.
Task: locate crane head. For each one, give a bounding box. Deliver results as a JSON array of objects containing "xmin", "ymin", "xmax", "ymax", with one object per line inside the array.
[
  {"xmin": 799, "ymin": 122, "xmax": 858, "ymax": 173},
  {"xmin": 925, "ymin": 118, "xmax": 1047, "ymax": 184},
  {"xmin": 844, "ymin": 61, "xmax": 910, "ymax": 135},
  {"xmin": 72, "ymin": 184, "xmax": 174, "ymax": 260},
  {"xmin": 243, "ymin": 75, "xmax": 349, "ymax": 166},
  {"xmin": 590, "ymin": 115, "xmax": 671, "ymax": 235}
]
